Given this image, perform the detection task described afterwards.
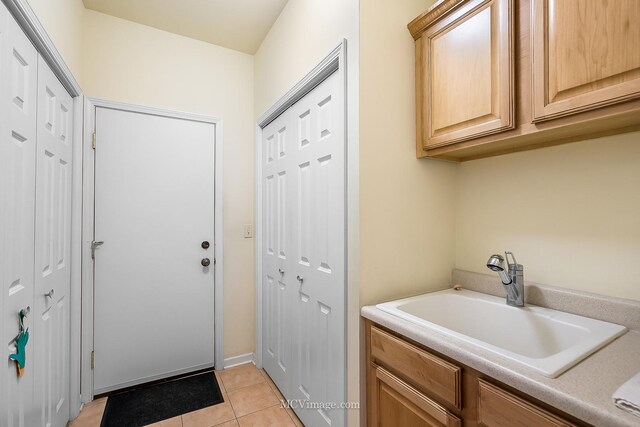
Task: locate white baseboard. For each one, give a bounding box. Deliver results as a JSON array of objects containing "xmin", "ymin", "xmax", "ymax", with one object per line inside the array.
[{"xmin": 223, "ymin": 352, "xmax": 255, "ymax": 369}]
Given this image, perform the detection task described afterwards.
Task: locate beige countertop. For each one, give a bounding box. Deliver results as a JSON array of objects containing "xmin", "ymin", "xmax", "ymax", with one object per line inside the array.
[{"xmin": 361, "ymin": 270, "xmax": 640, "ymax": 427}]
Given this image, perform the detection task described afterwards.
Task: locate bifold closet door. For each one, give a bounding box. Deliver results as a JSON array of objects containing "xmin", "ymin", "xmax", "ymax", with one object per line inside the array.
[
  {"xmin": 0, "ymin": 4, "xmax": 73, "ymax": 427},
  {"xmin": 262, "ymin": 69, "xmax": 346, "ymax": 427},
  {"xmin": 0, "ymin": 4, "xmax": 38, "ymax": 426},
  {"xmin": 33, "ymin": 55, "xmax": 73, "ymax": 427}
]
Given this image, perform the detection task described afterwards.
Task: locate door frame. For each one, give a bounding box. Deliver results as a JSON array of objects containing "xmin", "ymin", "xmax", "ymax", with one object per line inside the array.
[
  {"xmin": 254, "ymin": 40, "xmax": 348, "ymax": 374},
  {"xmin": 80, "ymin": 98, "xmax": 225, "ymax": 402},
  {"xmin": 2, "ymin": 0, "xmax": 84, "ymax": 419}
]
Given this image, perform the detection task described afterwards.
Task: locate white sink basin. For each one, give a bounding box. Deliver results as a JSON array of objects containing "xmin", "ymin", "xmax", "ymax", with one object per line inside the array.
[{"xmin": 376, "ymin": 288, "xmax": 627, "ymax": 378}]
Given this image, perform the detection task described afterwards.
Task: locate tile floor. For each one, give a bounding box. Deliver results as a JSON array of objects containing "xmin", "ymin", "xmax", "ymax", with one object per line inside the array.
[{"xmin": 68, "ymin": 364, "xmax": 303, "ymax": 427}]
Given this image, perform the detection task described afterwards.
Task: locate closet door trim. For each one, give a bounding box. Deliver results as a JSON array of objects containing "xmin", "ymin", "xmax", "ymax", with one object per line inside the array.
[{"xmin": 2, "ymin": 0, "xmax": 81, "ymax": 96}]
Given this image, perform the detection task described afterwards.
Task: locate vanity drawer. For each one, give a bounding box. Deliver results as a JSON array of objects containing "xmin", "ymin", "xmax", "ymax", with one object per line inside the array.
[
  {"xmin": 370, "ymin": 326, "xmax": 461, "ymax": 408},
  {"xmin": 478, "ymin": 379, "xmax": 577, "ymax": 427},
  {"xmin": 371, "ymin": 365, "xmax": 461, "ymax": 427}
]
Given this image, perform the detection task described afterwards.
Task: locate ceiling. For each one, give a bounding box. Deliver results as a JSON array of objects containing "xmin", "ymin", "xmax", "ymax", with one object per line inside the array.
[{"xmin": 82, "ymin": 0, "xmax": 289, "ymax": 54}]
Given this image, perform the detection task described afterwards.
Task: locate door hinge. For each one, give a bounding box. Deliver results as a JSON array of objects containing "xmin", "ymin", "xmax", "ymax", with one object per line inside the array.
[
  {"xmin": 92, "ymin": 132, "xmax": 96, "ymax": 149},
  {"xmin": 91, "ymin": 351, "xmax": 95, "ymax": 369}
]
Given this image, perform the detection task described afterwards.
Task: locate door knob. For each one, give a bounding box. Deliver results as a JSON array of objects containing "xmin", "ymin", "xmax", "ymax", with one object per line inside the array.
[
  {"xmin": 201, "ymin": 241, "xmax": 210, "ymax": 249},
  {"xmin": 297, "ymin": 275, "xmax": 304, "ymax": 283},
  {"xmin": 45, "ymin": 289, "xmax": 54, "ymax": 298},
  {"xmin": 201, "ymin": 258, "xmax": 211, "ymax": 267},
  {"xmin": 278, "ymin": 268, "xmax": 285, "ymax": 274}
]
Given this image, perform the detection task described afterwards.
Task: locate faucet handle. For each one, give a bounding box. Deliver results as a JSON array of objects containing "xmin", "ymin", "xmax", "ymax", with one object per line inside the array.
[{"xmin": 504, "ymin": 251, "xmax": 520, "ymax": 269}]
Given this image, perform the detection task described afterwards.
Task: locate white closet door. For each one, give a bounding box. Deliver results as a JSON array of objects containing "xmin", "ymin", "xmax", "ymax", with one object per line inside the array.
[
  {"xmin": 262, "ymin": 70, "xmax": 345, "ymax": 427},
  {"xmin": 0, "ymin": 4, "xmax": 38, "ymax": 426},
  {"xmin": 33, "ymin": 55, "xmax": 73, "ymax": 427},
  {"xmin": 262, "ymin": 105, "xmax": 295, "ymax": 396}
]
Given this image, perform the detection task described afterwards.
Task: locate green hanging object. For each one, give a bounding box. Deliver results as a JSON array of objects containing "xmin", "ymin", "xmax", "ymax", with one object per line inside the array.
[
  {"xmin": 10, "ymin": 307, "xmax": 30, "ymax": 377},
  {"xmin": 9, "ymin": 330, "xmax": 29, "ymax": 377}
]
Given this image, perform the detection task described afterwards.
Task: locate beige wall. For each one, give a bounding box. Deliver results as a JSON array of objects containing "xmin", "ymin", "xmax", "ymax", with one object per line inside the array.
[
  {"xmin": 254, "ymin": 0, "xmax": 358, "ymax": 116},
  {"xmin": 253, "ymin": 0, "xmax": 360, "ymax": 424},
  {"xmin": 27, "ymin": 0, "xmax": 84, "ymax": 85},
  {"xmin": 359, "ymin": 0, "xmax": 458, "ymax": 307},
  {"xmin": 82, "ymin": 10, "xmax": 256, "ymax": 358},
  {"xmin": 456, "ymin": 132, "xmax": 640, "ymax": 301}
]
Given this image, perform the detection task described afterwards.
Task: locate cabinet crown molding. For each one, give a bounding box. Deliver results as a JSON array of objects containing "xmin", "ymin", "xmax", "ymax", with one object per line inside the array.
[{"xmin": 407, "ymin": 0, "xmax": 468, "ymax": 39}]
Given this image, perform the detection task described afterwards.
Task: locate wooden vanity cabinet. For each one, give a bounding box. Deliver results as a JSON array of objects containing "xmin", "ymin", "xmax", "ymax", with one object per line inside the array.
[
  {"xmin": 477, "ymin": 380, "xmax": 576, "ymax": 427},
  {"xmin": 370, "ymin": 365, "xmax": 461, "ymax": 427},
  {"xmin": 409, "ymin": 0, "xmax": 640, "ymax": 161},
  {"xmin": 365, "ymin": 320, "xmax": 587, "ymax": 427}
]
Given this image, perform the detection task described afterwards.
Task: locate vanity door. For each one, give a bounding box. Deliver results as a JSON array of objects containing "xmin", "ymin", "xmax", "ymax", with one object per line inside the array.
[
  {"xmin": 478, "ymin": 379, "xmax": 577, "ymax": 427},
  {"xmin": 369, "ymin": 365, "xmax": 461, "ymax": 427}
]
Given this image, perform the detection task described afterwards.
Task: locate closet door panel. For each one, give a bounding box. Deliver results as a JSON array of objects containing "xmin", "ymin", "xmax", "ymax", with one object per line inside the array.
[
  {"xmin": 33, "ymin": 55, "xmax": 72, "ymax": 427},
  {"xmin": 261, "ymin": 111, "xmax": 295, "ymax": 397},
  {"xmin": 288, "ymin": 70, "xmax": 345, "ymax": 427},
  {"xmin": 0, "ymin": 4, "xmax": 38, "ymax": 427}
]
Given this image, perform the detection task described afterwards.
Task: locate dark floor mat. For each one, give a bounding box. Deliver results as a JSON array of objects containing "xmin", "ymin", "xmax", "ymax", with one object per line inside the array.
[{"xmin": 100, "ymin": 371, "xmax": 223, "ymax": 427}]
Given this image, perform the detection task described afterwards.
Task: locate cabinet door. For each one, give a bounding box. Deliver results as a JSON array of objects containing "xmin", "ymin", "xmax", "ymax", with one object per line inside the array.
[
  {"xmin": 370, "ymin": 365, "xmax": 461, "ymax": 427},
  {"xmin": 532, "ymin": 0, "xmax": 640, "ymax": 122},
  {"xmin": 419, "ymin": 0, "xmax": 514, "ymax": 149},
  {"xmin": 478, "ymin": 379, "xmax": 576, "ymax": 427}
]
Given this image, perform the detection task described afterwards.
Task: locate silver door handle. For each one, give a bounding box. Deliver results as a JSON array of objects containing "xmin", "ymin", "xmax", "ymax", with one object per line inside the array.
[
  {"xmin": 19, "ymin": 306, "xmax": 30, "ymax": 332},
  {"xmin": 297, "ymin": 275, "xmax": 304, "ymax": 283},
  {"xmin": 91, "ymin": 240, "xmax": 104, "ymax": 259},
  {"xmin": 45, "ymin": 289, "xmax": 54, "ymax": 298}
]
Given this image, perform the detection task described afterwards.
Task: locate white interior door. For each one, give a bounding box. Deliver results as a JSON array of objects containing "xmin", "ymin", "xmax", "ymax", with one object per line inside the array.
[
  {"xmin": 262, "ymin": 70, "xmax": 346, "ymax": 427},
  {"xmin": 93, "ymin": 107, "xmax": 216, "ymax": 395},
  {"xmin": 33, "ymin": 54, "xmax": 73, "ymax": 427},
  {"xmin": 0, "ymin": 4, "xmax": 38, "ymax": 426}
]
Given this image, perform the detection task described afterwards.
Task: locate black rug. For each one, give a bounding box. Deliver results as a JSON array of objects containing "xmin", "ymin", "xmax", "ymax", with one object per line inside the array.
[{"xmin": 100, "ymin": 371, "xmax": 224, "ymax": 427}]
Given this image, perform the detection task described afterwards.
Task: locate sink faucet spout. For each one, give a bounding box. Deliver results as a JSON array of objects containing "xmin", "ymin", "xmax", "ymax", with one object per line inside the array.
[{"xmin": 486, "ymin": 252, "xmax": 525, "ymax": 307}]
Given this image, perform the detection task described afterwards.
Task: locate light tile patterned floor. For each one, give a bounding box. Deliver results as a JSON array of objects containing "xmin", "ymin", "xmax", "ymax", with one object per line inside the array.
[{"xmin": 68, "ymin": 364, "xmax": 303, "ymax": 427}]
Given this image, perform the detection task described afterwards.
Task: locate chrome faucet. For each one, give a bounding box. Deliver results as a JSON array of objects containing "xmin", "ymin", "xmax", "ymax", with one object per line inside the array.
[{"xmin": 486, "ymin": 252, "xmax": 524, "ymax": 307}]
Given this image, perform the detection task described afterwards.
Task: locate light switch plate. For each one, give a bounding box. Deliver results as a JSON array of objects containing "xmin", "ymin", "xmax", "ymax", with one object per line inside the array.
[{"xmin": 243, "ymin": 224, "xmax": 253, "ymax": 238}]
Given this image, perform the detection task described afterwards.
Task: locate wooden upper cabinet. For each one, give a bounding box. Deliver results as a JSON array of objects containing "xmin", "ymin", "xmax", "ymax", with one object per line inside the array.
[
  {"xmin": 532, "ymin": 0, "xmax": 640, "ymax": 122},
  {"xmin": 410, "ymin": 0, "xmax": 514, "ymax": 152},
  {"xmin": 409, "ymin": 0, "xmax": 640, "ymax": 161}
]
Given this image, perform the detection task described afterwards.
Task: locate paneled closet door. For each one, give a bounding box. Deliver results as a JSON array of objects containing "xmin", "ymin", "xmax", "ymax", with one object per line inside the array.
[
  {"xmin": 262, "ymin": 108, "xmax": 295, "ymax": 398},
  {"xmin": 262, "ymin": 69, "xmax": 346, "ymax": 427},
  {"xmin": 288, "ymin": 69, "xmax": 345, "ymax": 427},
  {"xmin": 33, "ymin": 55, "xmax": 73, "ymax": 427},
  {"xmin": 0, "ymin": 4, "xmax": 39, "ymax": 426}
]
